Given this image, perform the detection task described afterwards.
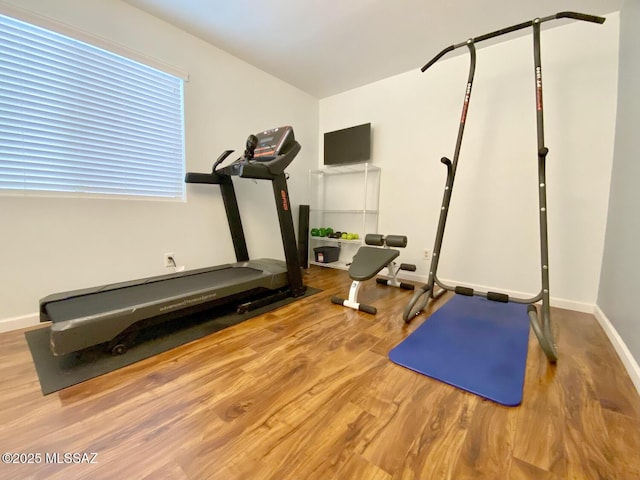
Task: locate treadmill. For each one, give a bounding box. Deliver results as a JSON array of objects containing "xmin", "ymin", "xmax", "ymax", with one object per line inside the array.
[{"xmin": 40, "ymin": 126, "xmax": 306, "ymax": 356}]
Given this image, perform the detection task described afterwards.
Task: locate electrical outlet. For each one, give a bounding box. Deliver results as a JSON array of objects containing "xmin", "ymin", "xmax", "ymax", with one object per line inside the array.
[
  {"xmin": 423, "ymin": 248, "xmax": 430, "ymax": 261},
  {"xmin": 164, "ymin": 252, "xmax": 175, "ymax": 268}
]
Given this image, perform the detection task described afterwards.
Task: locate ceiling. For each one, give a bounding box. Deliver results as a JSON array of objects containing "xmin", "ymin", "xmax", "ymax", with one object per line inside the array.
[{"xmin": 122, "ymin": 0, "xmax": 622, "ymax": 98}]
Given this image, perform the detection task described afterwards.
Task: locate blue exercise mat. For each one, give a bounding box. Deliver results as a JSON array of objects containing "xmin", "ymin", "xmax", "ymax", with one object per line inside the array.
[{"xmin": 389, "ymin": 294, "xmax": 530, "ymax": 406}]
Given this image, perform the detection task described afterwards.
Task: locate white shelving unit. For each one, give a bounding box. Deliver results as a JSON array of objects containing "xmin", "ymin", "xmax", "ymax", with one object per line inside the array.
[{"xmin": 308, "ymin": 163, "xmax": 381, "ymax": 269}]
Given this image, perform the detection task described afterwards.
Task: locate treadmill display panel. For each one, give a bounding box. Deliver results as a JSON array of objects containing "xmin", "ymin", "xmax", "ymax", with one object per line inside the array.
[{"xmin": 253, "ymin": 126, "xmax": 294, "ymax": 161}]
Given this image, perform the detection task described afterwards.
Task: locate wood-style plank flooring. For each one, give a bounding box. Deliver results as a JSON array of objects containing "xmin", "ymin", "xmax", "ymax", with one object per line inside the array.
[{"xmin": 1, "ymin": 265, "xmax": 639, "ymax": 479}]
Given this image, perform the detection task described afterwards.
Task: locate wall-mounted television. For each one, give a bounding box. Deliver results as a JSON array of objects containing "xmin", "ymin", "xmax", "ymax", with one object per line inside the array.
[{"xmin": 323, "ymin": 123, "xmax": 371, "ymax": 166}]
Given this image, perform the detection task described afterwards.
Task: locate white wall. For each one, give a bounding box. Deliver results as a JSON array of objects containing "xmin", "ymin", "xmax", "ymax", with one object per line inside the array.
[
  {"xmin": 0, "ymin": 0, "xmax": 318, "ymax": 328},
  {"xmin": 319, "ymin": 13, "xmax": 619, "ymax": 308},
  {"xmin": 598, "ymin": 1, "xmax": 640, "ymax": 366}
]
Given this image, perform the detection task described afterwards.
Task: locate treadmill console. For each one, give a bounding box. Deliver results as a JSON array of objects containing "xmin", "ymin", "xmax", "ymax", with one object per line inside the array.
[
  {"xmin": 220, "ymin": 126, "xmax": 301, "ymax": 179},
  {"xmin": 253, "ymin": 126, "xmax": 296, "ymax": 161}
]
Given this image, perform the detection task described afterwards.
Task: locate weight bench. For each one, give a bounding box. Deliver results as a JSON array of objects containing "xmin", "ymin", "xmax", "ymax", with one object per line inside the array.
[{"xmin": 331, "ymin": 234, "xmax": 416, "ymax": 314}]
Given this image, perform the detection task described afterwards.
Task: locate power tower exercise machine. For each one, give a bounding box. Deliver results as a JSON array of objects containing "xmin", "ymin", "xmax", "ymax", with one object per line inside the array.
[
  {"xmin": 40, "ymin": 126, "xmax": 306, "ymax": 356},
  {"xmin": 403, "ymin": 12, "xmax": 606, "ymax": 362}
]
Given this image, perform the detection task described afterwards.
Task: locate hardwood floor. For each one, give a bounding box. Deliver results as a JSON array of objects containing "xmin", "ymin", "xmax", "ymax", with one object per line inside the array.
[{"xmin": 1, "ymin": 265, "xmax": 639, "ymax": 479}]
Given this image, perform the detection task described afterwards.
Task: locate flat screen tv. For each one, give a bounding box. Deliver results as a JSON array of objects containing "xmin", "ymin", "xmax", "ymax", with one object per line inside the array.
[{"xmin": 323, "ymin": 123, "xmax": 371, "ymax": 166}]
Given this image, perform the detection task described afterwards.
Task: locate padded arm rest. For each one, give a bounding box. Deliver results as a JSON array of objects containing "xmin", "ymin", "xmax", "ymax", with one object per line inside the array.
[{"xmin": 348, "ymin": 247, "xmax": 400, "ymax": 281}]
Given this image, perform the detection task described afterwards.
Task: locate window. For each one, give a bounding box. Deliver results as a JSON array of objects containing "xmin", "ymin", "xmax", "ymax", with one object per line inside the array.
[{"xmin": 0, "ymin": 13, "xmax": 185, "ymax": 199}]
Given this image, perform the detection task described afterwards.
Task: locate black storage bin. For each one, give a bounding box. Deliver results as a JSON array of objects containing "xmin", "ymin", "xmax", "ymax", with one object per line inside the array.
[{"xmin": 314, "ymin": 246, "xmax": 340, "ymax": 263}]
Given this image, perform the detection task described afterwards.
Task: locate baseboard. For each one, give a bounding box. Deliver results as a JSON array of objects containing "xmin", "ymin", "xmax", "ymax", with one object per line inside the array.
[
  {"xmin": 546, "ymin": 296, "xmax": 594, "ymax": 314},
  {"xmin": 0, "ymin": 313, "xmax": 40, "ymax": 334},
  {"xmin": 593, "ymin": 305, "xmax": 640, "ymax": 396}
]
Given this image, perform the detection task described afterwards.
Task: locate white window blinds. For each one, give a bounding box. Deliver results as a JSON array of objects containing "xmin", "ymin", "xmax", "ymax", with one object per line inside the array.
[{"xmin": 0, "ymin": 13, "xmax": 185, "ymax": 199}]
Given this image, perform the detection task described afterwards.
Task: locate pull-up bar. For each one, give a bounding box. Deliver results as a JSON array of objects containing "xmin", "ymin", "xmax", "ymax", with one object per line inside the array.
[{"xmin": 421, "ymin": 11, "xmax": 606, "ymax": 72}]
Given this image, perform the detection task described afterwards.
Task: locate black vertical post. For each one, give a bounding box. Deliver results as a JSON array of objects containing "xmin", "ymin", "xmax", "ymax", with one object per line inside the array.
[
  {"xmin": 298, "ymin": 204, "xmax": 310, "ymax": 268},
  {"xmin": 219, "ymin": 176, "xmax": 250, "ymax": 262},
  {"xmin": 533, "ymin": 20, "xmax": 551, "ymax": 317},
  {"xmin": 403, "ymin": 42, "xmax": 477, "ymax": 322},
  {"xmin": 531, "ymin": 19, "xmax": 557, "ymax": 361},
  {"xmin": 272, "ymin": 174, "xmax": 306, "ymax": 296},
  {"xmin": 427, "ymin": 41, "xmax": 476, "ymax": 294}
]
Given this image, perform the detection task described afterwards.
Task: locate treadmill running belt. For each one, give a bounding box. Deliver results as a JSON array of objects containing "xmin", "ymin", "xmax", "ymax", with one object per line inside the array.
[{"xmin": 46, "ymin": 266, "xmax": 265, "ymax": 322}]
